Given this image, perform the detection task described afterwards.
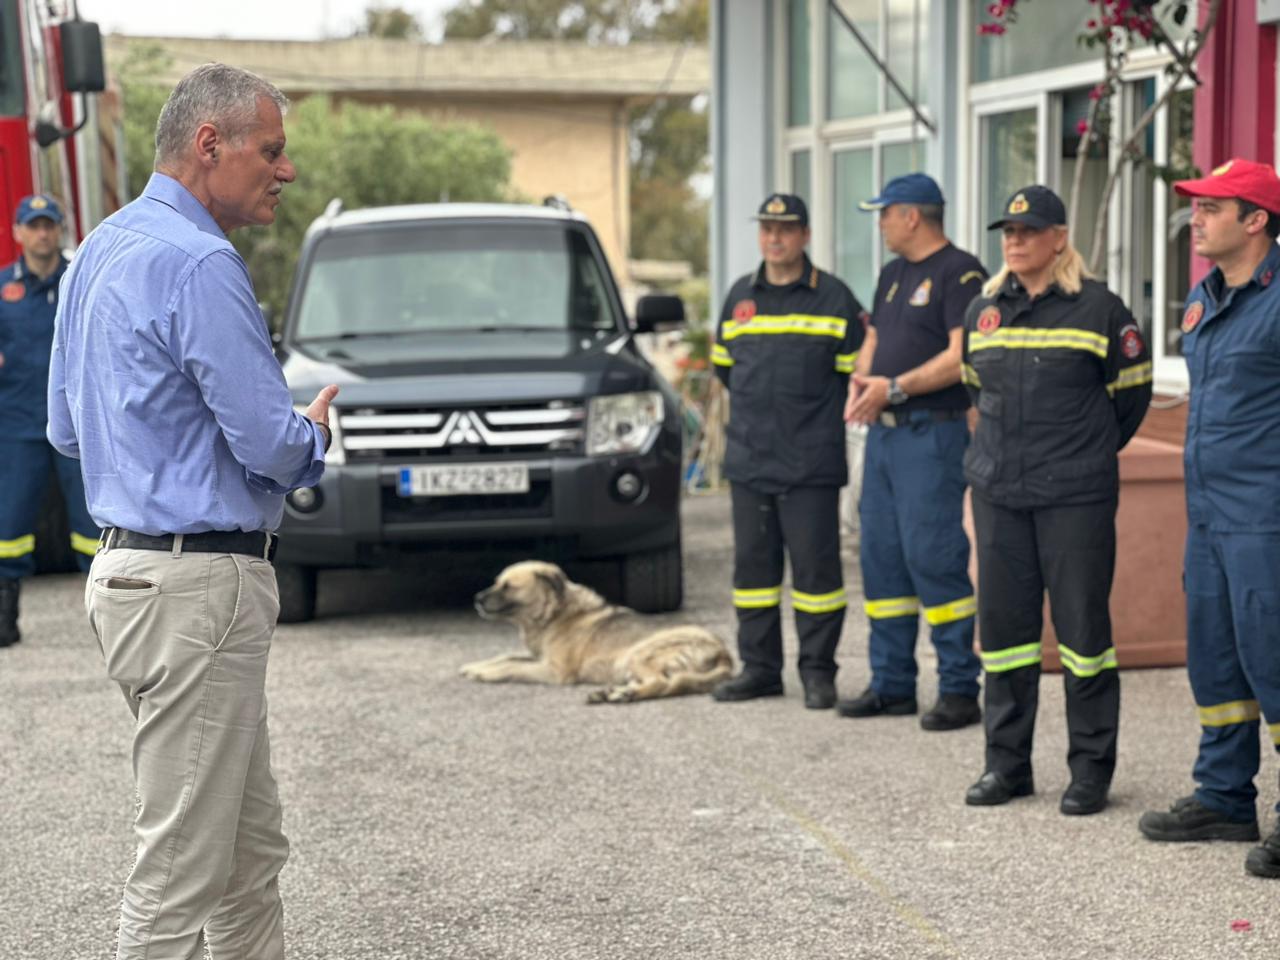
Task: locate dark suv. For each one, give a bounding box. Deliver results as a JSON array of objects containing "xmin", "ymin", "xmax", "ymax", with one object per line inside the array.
[{"xmin": 272, "ymin": 200, "xmax": 686, "ymax": 622}]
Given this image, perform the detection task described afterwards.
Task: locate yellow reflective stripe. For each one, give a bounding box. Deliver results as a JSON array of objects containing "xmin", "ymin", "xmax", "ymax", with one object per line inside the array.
[
  {"xmin": 864, "ymin": 596, "xmax": 920, "ymax": 619},
  {"xmin": 711, "ymin": 343, "xmax": 733, "ymax": 367},
  {"xmin": 70, "ymin": 531, "xmax": 99, "ymax": 557},
  {"xmin": 733, "ymin": 586, "xmax": 782, "ymax": 609},
  {"xmin": 720, "ymin": 314, "xmax": 848, "ymax": 341},
  {"xmin": 1057, "ymin": 643, "xmax": 1118, "ymax": 678},
  {"xmin": 1106, "ymin": 360, "xmax": 1153, "ymax": 396},
  {"xmin": 1269, "ymin": 721, "xmax": 1280, "ymax": 746},
  {"xmin": 1198, "ymin": 699, "xmax": 1261, "ymax": 727},
  {"xmin": 969, "ymin": 327, "xmax": 1109, "ymax": 359},
  {"xmin": 792, "ymin": 587, "xmax": 847, "ymax": 614},
  {"xmin": 0, "ymin": 535, "xmax": 35, "ymax": 559},
  {"xmin": 834, "ymin": 351, "xmax": 858, "ymax": 373},
  {"xmin": 981, "ymin": 642, "xmax": 1042, "ymax": 673},
  {"xmin": 962, "ymin": 363, "xmax": 981, "ymax": 388},
  {"xmin": 923, "ymin": 595, "xmax": 976, "ymax": 625}
]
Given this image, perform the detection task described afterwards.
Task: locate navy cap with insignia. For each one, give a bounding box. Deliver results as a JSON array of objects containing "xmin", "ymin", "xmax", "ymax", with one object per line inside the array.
[
  {"xmin": 859, "ymin": 172, "xmax": 945, "ymax": 212},
  {"xmin": 987, "ymin": 184, "xmax": 1066, "ymax": 231},
  {"xmin": 753, "ymin": 193, "xmax": 809, "ymax": 227},
  {"xmin": 15, "ymin": 193, "xmax": 64, "ymax": 225}
]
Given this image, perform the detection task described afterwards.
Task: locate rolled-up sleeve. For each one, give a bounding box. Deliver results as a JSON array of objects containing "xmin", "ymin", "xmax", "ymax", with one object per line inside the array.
[{"xmin": 167, "ymin": 250, "xmax": 324, "ymax": 492}]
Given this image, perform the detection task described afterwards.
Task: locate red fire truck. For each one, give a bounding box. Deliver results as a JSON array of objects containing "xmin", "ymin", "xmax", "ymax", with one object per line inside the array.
[{"xmin": 2, "ymin": 0, "xmax": 110, "ymax": 570}]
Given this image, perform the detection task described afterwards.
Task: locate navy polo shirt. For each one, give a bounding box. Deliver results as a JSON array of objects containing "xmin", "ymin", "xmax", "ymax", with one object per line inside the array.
[
  {"xmin": 0, "ymin": 255, "xmax": 67, "ymax": 440},
  {"xmin": 869, "ymin": 243, "xmax": 986, "ymax": 412}
]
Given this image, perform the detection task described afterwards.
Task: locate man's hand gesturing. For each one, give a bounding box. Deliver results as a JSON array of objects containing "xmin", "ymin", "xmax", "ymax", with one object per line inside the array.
[{"xmin": 306, "ymin": 384, "xmax": 340, "ymax": 451}]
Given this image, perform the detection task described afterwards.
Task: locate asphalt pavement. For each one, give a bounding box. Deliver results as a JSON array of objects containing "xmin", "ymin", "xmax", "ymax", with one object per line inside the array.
[{"xmin": 2, "ymin": 490, "xmax": 1277, "ymax": 959}]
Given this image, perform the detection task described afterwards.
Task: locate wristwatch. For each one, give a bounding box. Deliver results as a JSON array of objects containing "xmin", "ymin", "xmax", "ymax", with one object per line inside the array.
[{"xmin": 886, "ymin": 378, "xmax": 908, "ymax": 406}]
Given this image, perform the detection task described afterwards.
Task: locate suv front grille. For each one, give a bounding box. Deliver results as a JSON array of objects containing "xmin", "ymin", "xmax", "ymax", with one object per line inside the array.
[{"xmin": 339, "ymin": 401, "xmax": 585, "ymax": 460}]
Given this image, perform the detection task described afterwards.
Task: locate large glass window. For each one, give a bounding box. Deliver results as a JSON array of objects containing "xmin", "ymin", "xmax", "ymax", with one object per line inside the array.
[
  {"xmin": 1162, "ymin": 88, "xmax": 1195, "ymax": 360},
  {"xmin": 886, "ymin": 0, "xmax": 928, "ymax": 111},
  {"xmin": 787, "ymin": 0, "xmax": 811, "ymax": 127},
  {"xmin": 1061, "ymin": 85, "xmax": 1109, "ymax": 281},
  {"xmin": 791, "ymin": 149, "xmax": 812, "ymax": 206},
  {"xmin": 828, "ymin": 0, "xmax": 880, "ymax": 120},
  {"xmin": 834, "ymin": 147, "xmax": 876, "ymax": 305},
  {"xmin": 971, "ymin": 1, "xmax": 1094, "ymax": 82},
  {"xmin": 980, "ymin": 108, "xmax": 1038, "ymax": 270}
]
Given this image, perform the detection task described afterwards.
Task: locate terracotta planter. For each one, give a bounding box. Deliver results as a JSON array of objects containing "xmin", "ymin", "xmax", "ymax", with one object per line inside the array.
[{"xmin": 964, "ymin": 436, "xmax": 1188, "ymax": 671}]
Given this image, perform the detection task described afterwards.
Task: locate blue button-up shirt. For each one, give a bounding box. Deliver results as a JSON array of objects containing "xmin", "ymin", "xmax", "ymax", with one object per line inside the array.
[
  {"xmin": 1182, "ymin": 242, "xmax": 1280, "ymax": 532},
  {"xmin": 0, "ymin": 254, "xmax": 67, "ymax": 439},
  {"xmin": 47, "ymin": 173, "xmax": 325, "ymax": 535}
]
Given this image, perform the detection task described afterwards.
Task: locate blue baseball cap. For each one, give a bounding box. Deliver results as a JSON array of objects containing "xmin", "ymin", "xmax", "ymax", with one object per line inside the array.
[
  {"xmin": 859, "ymin": 173, "xmax": 945, "ymax": 212},
  {"xmin": 15, "ymin": 193, "xmax": 64, "ymax": 225}
]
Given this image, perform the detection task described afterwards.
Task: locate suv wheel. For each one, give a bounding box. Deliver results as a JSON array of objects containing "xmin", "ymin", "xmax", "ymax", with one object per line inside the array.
[
  {"xmin": 276, "ymin": 564, "xmax": 318, "ymax": 623},
  {"xmin": 620, "ymin": 540, "xmax": 683, "ymax": 613}
]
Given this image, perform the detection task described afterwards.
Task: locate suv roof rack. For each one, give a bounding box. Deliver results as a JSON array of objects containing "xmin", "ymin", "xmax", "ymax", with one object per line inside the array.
[
  {"xmin": 322, "ymin": 197, "xmax": 344, "ymax": 219},
  {"xmin": 542, "ymin": 194, "xmax": 572, "ymax": 212}
]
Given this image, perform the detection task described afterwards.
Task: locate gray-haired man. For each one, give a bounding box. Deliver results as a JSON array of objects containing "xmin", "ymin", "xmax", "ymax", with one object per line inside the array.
[{"xmin": 48, "ymin": 63, "xmax": 337, "ymax": 958}]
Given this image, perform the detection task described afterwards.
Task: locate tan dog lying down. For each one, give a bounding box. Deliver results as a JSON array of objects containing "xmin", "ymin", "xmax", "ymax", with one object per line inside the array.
[{"xmin": 461, "ymin": 560, "xmax": 732, "ymax": 704}]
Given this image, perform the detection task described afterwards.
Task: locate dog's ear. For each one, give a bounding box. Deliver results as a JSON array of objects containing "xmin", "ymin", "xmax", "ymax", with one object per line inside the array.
[{"xmin": 534, "ymin": 568, "xmax": 567, "ymax": 602}]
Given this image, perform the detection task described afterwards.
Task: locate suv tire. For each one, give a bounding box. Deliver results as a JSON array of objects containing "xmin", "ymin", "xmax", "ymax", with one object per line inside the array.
[
  {"xmin": 620, "ymin": 540, "xmax": 683, "ymax": 613},
  {"xmin": 276, "ymin": 563, "xmax": 318, "ymax": 623}
]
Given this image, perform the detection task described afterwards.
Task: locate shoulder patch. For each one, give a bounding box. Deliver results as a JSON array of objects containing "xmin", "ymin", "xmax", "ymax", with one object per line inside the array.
[
  {"xmin": 1, "ymin": 281, "xmax": 24, "ymax": 303},
  {"xmin": 1119, "ymin": 323, "xmax": 1144, "ymax": 360},
  {"xmin": 1181, "ymin": 301, "xmax": 1204, "ymax": 334},
  {"xmin": 908, "ymin": 279, "xmax": 932, "ymax": 307},
  {"xmin": 976, "ymin": 305, "xmax": 1001, "ymax": 334},
  {"xmin": 959, "ymin": 270, "xmax": 984, "ymax": 285},
  {"xmin": 732, "ymin": 298, "xmax": 757, "ymax": 322}
]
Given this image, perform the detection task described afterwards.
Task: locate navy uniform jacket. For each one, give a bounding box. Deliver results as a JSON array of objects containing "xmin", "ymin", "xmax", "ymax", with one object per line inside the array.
[
  {"xmin": 712, "ymin": 257, "xmax": 866, "ymax": 491},
  {"xmin": 1181, "ymin": 243, "xmax": 1280, "ymax": 532},
  {"xmin": 962, "ymin": 275, "xmax": 1152, "ymax": 508},
  {"xmin": 0, "ymin": 255, "xmax": 68, "ymax": 440}
]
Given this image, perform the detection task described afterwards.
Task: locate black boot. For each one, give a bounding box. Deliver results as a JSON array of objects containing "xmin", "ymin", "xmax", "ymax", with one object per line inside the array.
[
  {"xmin": 0, "ymin": 578, "xmax": 20, "ymax": 648},
  {"xmin": 711, "ymin": 672, "xmax": 784, "ymax": 702},
  {"xmin": 1246, "ymin": 823, "xmax": 1280, "ymax": 879},
  {"xmin": 1138, "ymin": 796, "xmax": 1259, "ymax": 842}
]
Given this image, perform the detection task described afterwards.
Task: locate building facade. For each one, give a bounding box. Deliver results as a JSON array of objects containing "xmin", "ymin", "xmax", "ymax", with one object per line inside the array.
[{"xmin": 712, "ymin": 0, "xmax": 1278, "ymax": 411}]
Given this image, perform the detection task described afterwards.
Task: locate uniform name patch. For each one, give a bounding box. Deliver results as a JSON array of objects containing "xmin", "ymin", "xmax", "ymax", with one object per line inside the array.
[
  {"xmin": 1181, "ymin": 301, "xmax": 1204, "ymax": 333},
  {"xmin": 1119, "ymin": 323, "xmax": 1144, "ymax": 360},
  {"xmin": 732, "ymin": 298, "xmax": 757, "ymax": 321},
  {"xmin": 976, "ymin": 306, "xmax": 1001, "ymax": 333},
  {"xmin": 1, "ymin": 282, "xmax": 23, "ymax": 303},
  {"xmin": 885, "ymin": 281, "xmax": 899, "ymax": 303},
  {"xmin": 908, "ymin": 279, "xmax": 932, "ymax": 306}
]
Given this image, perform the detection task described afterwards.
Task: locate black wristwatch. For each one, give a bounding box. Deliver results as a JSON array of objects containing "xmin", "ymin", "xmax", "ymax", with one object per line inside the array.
[
  {"xmin": 886, "ymin": 378, "xmax": 908, "ymax": 406},
  {"xmin": 316, "ymin": 422, "xmax": 332, "ymax": 453}
]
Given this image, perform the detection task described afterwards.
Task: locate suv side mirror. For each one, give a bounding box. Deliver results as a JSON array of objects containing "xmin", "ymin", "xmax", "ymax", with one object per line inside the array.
[
  {"xmin": 60, "ymin": 21, "xmax": 106, "ymax": 93},
  {"xmin": 634, "ymin": 294, "xmax": 685, "ymax": 334}
]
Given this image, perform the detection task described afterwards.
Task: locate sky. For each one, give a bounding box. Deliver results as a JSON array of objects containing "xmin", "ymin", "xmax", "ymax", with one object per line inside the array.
[{"xmin": 76, "ymin": 0, "xmax": 459, "ymax": 42}]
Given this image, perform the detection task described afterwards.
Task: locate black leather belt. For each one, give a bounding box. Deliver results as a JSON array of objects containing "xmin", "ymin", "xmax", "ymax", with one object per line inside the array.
[
  {"xmin": 103, "ymin": 528, "xmax": 277, "ymax": 561},
  {"xmin": 878, "ymin": 408, "xmax": 968, "ymax": 428}
]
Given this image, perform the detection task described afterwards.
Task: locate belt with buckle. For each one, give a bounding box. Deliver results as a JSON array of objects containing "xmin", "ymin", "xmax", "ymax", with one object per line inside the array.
[
  {"xmin": 102, "ymin": 528, "xmax": 277, "ymax": 561},
  {"xmin": 877, "ymin": 408, "xmax": 967, "ymax": 429}
]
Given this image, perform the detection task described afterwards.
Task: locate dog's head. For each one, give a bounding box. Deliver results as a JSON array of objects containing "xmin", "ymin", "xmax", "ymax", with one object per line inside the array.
[{"xmin": 474, "ymin": 561, "xmax": 568, "ymax": 624}]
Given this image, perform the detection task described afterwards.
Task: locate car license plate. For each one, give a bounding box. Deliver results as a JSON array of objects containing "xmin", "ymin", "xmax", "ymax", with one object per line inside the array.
[{"xmin": 398, "ymin": 464, "xmax": 530, "ymax": 497}]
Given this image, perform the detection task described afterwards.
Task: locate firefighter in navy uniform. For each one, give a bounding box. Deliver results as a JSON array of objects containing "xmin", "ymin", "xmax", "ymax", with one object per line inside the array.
[
  {"xmin": 0, "ymin": 194, "xmax": 98, "ymax": 647},
  {"xmin": 1139, "ymin": 159, "xmax": 1280, "ymax": 880},
  {"xmin": 837, "ymin": 173, "xmax": 986, "ymax": 731},
  {"xmin": 710, "ymin": 194, "xmax": 866, "ymax": 709},
  {"xmin": 961, "ymin": 186, "xmax": 1151, "ymax": 815}
]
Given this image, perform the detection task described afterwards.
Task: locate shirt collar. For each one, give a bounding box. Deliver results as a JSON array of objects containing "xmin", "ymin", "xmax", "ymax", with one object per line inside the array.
[
  {"xmin": 752, "ymin": 255, "xmax": 818, "ymax": 290},
  {"xmin": 142, "ymin": 172, "xmax": 228, "ymax": 241},
  {"xmin": 996, "ymin": 272, "xmax": 1079, "ymax": 304},
  {"xmin": 1204, "ymin": 243, "xmax": 1280, "ymax": 302}
]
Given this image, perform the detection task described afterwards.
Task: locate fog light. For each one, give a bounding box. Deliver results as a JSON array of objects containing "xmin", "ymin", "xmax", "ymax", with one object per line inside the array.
[
  {"xmin": 614, "ymin": 471, "xmax": 644, "ymax": 502},
  {"xmin": 288, "ymin": 486, "xmax": 322, "ymax": 513}
]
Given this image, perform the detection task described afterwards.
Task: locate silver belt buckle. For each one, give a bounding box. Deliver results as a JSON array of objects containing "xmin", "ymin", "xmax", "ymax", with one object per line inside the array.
[{"xmin": 878, "ymin": 411, "xmax": 899, "ymax": 428}]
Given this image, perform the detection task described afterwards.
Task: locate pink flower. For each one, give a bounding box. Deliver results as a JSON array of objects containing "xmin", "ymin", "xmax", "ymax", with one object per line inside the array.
[
  {"xmin": 1088, "ymin": 84, "xmax": 1105, "ymax": 100},
  {"xmin": 977, "ymin": 22, "xmax": 1007, "ymax": 35},
  {"xmin": 1076, "ymin": 119, "xmax": 1090, "ymax": 135}
]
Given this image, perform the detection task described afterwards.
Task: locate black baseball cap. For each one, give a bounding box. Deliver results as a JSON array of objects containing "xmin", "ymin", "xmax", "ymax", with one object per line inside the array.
[
  {"xmin": 987, "ymin": 185, "xmax": 1066, "ymax": 230},
  {"xmin": 754, "ymin": 193, "xmax": 809, "ymax": 227}
]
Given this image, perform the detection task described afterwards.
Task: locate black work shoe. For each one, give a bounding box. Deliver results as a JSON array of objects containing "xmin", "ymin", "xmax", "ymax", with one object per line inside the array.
[
  {"xmin": 0, "ymin": 578, "xmax": 19, "ymax": 648},
  {"xmin": 802, "ymin": 675, "xmax": 837, "ymax": 710},
  {"xmin": 1138, "ymin": 796, "xmax": 1259, "ymax": 842},
  {"xmin": 919, "ymin": 694, "xmax": 981, "ymax": 731},
  {"xmin": 965, "ymin": 770, "xmax": 1035, "ymax": 806},
  {"xmin": 835, "ymin": 687, "xmax": 917, "ymax": 718},
  {"xmin": 711, "ymin": 673, "xmax": 784, "ymax": 702},
  {"xmin": 1060, "ymin": 780, "xmax": 1109, "ymax": 816},
  {"xmin": 1245, "ymin": 824, "xmax": 1280, "ymax": 879}
]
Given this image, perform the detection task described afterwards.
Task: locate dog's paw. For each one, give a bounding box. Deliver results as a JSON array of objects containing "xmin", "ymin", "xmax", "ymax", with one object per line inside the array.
[
  {"xmin": 585, "ymin": 688, "xmax": 609, "ymax": 705},
  {"xmin": 459, "ymin": 663, "xmax": 487, "ymax": 681},
  {"xmin": 604, "ymin": 686, "xmax": 637, "ymax": 704}
]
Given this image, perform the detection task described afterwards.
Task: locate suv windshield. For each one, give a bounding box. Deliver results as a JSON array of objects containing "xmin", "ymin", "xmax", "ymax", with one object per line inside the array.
[{"xmin": 294, "ymin": 221, "xmax": 621, "ymax": 342}]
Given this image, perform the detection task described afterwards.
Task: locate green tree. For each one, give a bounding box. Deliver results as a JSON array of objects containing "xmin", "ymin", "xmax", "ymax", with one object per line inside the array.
[
  {"xmin": 357, "ymin": 4, "xmax": 426, "ymax": 39},
  {"xmin": 233, "ymin": 96, "xmax": 514, "ymax": 321},
  {"xmin": 115, "ymin": 42, "xmax": 173, "ymax": 198}
]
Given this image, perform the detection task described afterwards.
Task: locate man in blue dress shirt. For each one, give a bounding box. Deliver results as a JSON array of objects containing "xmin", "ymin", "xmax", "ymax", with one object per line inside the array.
[{"xmin": 48, "ymin": 64, "xmax": 338, "ymax": 959}]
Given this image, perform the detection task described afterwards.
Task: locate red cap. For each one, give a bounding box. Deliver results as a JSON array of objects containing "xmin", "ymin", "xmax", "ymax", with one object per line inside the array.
[{"xmin": 1174, "ymin": 159, "xmax": 1280, "ymax": 215}]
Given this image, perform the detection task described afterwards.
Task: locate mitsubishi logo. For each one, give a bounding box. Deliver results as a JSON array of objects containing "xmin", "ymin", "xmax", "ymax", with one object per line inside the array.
[{"xmin": 444, "ymin": 411, "xmax": 484, "ymax": 445}]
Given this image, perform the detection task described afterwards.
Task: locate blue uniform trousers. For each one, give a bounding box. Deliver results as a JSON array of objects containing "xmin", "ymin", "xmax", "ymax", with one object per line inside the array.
[
  {"xmin": 859, "ymin": 416, "xmax": 979, "ymax": 700},
  {"xmin": 0, "ymin": 438, "xmax": 98, "ymax": 578},
  {"xmin": 730, "ymin": 484, "xmax": 846, "ymax": 681},
  {"xmin": 1185, "ymin": 525, "xmax": 1280, "ymax": 821}
]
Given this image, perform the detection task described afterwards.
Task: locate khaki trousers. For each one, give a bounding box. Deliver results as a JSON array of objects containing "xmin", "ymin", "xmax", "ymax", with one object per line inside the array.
[{"xmin": 86, "ymin": 544, "xmax": 288, "ymax": 960}]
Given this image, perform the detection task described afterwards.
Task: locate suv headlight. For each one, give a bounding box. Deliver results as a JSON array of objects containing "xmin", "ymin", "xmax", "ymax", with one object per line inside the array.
[
  {"xmin": 587, "ymin": 391, "xmax": 664, "ymax": 456},
  {"xmin": 295, "ymin": 404, "xmax": 345, "ymax": 466}
]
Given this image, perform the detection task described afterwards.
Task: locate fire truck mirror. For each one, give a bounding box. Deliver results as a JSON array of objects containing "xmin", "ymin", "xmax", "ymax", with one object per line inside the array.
[{"xmin": 60, "ymin": 20, "xmax": 105, "ymax": 94}]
